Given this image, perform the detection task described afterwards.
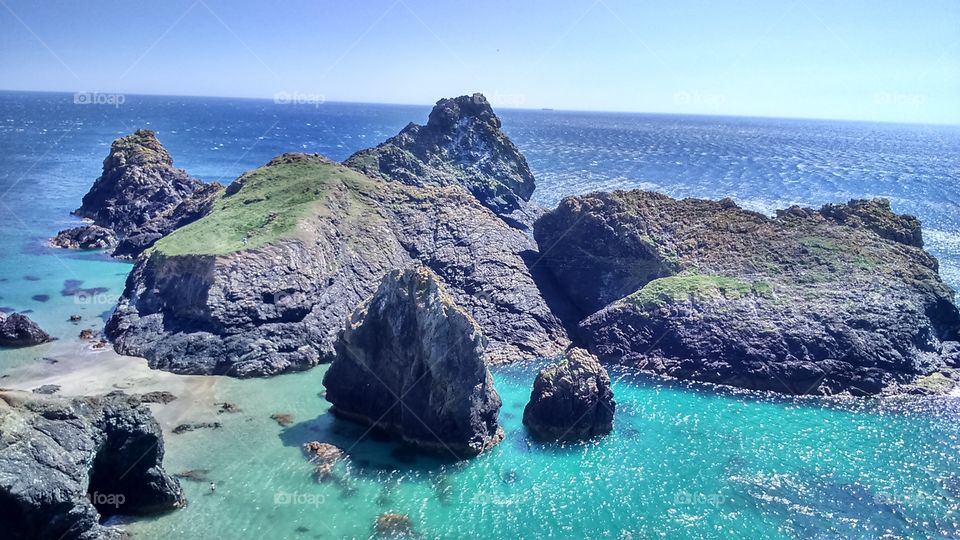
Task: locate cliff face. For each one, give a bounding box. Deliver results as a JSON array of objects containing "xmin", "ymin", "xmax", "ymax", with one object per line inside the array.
[
  {"xmin": 0, "ymin": 391, "xmax": 183, "ymax": 540},
  {"xmin": 324, "ymin": 267, "xmax": 503, "ymax": 456},
  {"xmin": 75, "ymin": 129, "xmax": 206, "ymax": 236},
  {"xmin": 535, "ymin": 191, "xmax": 960, "ymax": 395},
  {"xmin": 107, "ymin": 155, "xmax": 568, "ymax": 377},
  {"xmin": 345, "ymin": 94, "xmax": 538, "ymax": 228}
]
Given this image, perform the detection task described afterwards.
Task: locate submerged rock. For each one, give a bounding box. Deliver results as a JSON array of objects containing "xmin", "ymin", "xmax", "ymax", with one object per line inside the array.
[
  {"xmin": 0, "ymin": 312, "xmax": 52, "ymax": 347},
  {"xmin": 0, "ymin": 391, "xmax": 184, "ymax": 539},
  {"xmin": 345, "ymin": 93, "xmax": 538, "ymax": 228},
  {"xmin": 535, "ymin": 190, "xmax": 960, "ymax": 395},
  {"xmin": 523, "ymin": 348, "xmax": 615, "ymax": 440},
  {"xmin": 107, "ymin": 149, "xmax": 568, "ymax": 377},
  {"xmin": 75, "ymin": 129, "xmax": 206, "ymax": 236},
  {"xmin": 50, "ymin": 224, "xmax": 118, "ymax": 250},
  {"xmin": 374, "ymin": 512, "xmax": 415, "ymax": 537},
  {"xmin": 323, "ymin": 267, "xmax": 504, "ymax": 457},
  {"xmin": 303, "ymin": 441, "xmax": 345, "ymax": 480}
]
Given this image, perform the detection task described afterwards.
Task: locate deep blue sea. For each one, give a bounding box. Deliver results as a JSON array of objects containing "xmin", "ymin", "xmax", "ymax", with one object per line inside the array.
[{"xmin": 1, "ymin": 91, "xmax": 959, "ymax": 539}]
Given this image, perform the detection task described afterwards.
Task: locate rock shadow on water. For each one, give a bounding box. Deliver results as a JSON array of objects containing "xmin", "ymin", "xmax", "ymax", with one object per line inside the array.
[{"xmin": 278, "ymin": 411, "xmax": 466, "ymax": 477}]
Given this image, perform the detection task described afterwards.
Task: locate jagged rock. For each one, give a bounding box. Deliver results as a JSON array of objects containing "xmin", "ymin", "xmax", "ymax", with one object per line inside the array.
[
  {"xmin": 523, "ymin": 348, "xmax": 615, "ymax": 440},
  {"xmin": 74, "ymin": 129, "xmax": 206, "ymax": 236},
  {"xmin": 50, "ymin": 225, "xmax": 118, "ymax": 250},
  {"xmin": 302, "ymin": 441, "xmax": 345, "ymax": 479},
  {"xmin": 0, "ymin": 312, "xmax": 52, "ymax": 347},
  {"xmin": 171, "ymin": 422, "xmax": 221, "ymax": 434},
  {"xmin": 323, "ymin": 267, "xmax": 504, "ymax": 456},
  {"xmin": 112, "ymin": 182, "xmax": 225, "ymax": 259},
  {"xmin": 107, "ymin": 152, "xmax": 568, "ymax": 376},
  {"xmin": 345, "ymin": 93, "xmax": 538, "ymax": 228},
  {"xmin": 31, "ymin": 384, "xmax": 60, "ymax": 395},
  {"xmin": 137, "ymin": 391, "xmax": 177, "ymax": 404},
  {"xmin": 536, "ymin": 190, "xmax": 960, "ymax": 395},
  {"xmin": 0, "ymin": 391, "xmax": 184, "ymax": 539}
]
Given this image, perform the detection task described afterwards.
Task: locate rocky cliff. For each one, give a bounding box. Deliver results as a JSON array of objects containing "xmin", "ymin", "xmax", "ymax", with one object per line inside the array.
[
  {"xmin": 0, "ymin": 391, "xmax": 184, "ymax": 539},
  {"xmin": 50, "ymin": 225, "xmax": 118, "ymax": 250},
  {"xmin": 523, "ymin": 348, "xmax": 615, "ymax": 440},
  {"xmin": 535, "ymin": 191, "xmax": 960, "ymax": 395},
  {"xmin": 345, "ymin": 94, "xmax": 539, "ymax": 228},
  {"xmin": 323, "ymin": 267, "xmax": 504, "ymax": 456},
  {"xmin": 107, "ymin": 153, "xmax": 568, "ymax": 376}
]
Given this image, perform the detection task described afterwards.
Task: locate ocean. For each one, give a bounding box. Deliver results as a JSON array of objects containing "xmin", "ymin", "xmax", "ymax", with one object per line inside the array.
[{"xmin": 1, "ymin": 91, "xmax": 958, "ymax": 539}]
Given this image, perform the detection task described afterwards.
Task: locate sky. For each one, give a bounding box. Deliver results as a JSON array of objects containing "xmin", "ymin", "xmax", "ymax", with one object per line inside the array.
[{"xmin": 1, "ymin": 0, "xmax": 958, "ymax": 124}]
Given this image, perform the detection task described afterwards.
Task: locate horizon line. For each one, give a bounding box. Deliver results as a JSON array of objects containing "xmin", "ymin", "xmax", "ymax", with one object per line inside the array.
[{"xmin": 1, "ymin": 87, "xmax": 958, "ymax": 129}]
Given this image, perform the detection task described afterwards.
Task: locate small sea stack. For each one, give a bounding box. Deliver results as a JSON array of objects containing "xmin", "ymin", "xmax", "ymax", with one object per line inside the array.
[
  {"xmin": 323, "ymin": 267, "xmax": 504, "ymax": 457},
  {"xmin": 50, "ymin": 225, "xmax": 118, "ymax": 250},
  {"xmin": 523, "ymin": 348, "xmax": 616, "ymax": 441}
]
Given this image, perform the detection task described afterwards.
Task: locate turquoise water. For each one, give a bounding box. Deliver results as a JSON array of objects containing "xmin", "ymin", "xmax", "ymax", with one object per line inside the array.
[
  {"xmin": 120, "ymin": 363, "xmax": 960, "ymax": 539},
  {"xmin": 2, "ymin": 92, "xmax": 959, "ymax": 538}
]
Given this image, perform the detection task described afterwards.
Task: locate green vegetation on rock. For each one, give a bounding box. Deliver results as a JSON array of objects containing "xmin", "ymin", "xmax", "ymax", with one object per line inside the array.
[
  {"xmin": 152, "ymin": 156, "xmax": 376, "ymax": 256},
  {"xmin": 627, "ymin": 273, "xmax": 772, "ymax": 308}
]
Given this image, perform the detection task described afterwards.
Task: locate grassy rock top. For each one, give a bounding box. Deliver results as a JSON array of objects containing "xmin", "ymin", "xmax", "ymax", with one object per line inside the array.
[{"xmin": 152, "ymin": 154, "xmax": 379, "ymax": 256}]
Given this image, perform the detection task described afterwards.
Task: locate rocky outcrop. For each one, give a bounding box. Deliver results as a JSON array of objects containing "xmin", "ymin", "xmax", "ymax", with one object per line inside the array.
[
  {"xmin": 107, "ymin": 153, "xmax": 568, "ymax": 377},
  {"xmin": 112, "ymin": 182, "xmax": 224, "ymax": 259},
  {"xmin": 0, "ymin": 312, "xmax": 52, "ymax": 347},
  {"xmin": 523, "ymin": 348, "xmax": 615, "ymax": 440},
  {"xmin": 536, "ymin": 191, "xmax": 960, "ymax": 395},
  {"xmin": 50, "ymin": 225, "xmax": 118, "ymax": 250},
  {"xmin": 75, "ymin": 129, "xmax": 206, "ymax": 236},
  {"xmin": 345, "ymin": 93, "xmax": 538, "ymax": 228},
  {"xmin": 323, "ymin": 267, "xmax": 504, "ymax": 457},
  {"xmin": 0, "ymin": 391, "xmax": 184, "ymax": 539}
]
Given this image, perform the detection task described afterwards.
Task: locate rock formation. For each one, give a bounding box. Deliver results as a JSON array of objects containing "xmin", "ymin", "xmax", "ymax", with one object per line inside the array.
[
  {"xmin": 75, "ymin": 129, "xmax": 206, "ymax": 236},
  {"xmin": 0, "ymin": 312, "xmax": 52, "ymax": 347},
  {"xmin": 0, "ymin": 391, "xmax": 184, "ymax": 539},
  {"xmin": 323, "ymin": 267, "xmax": 504, "ymax": 456},
  {"xmin": 107, "ymin": 150, "xmax": 568, "ymax": 376},
  {"xmin": 50, "ymin": 225, "xmax": 118, "ymax": 250},
  {"xmin": 534, "ymin": 190, "xmax": 960, "ymax": 395},
  {"xmin": 523, "ymin": 348, "xmax": 615, "ymax": 440},
  {"xmin": 345, "ymin": 93, "xmax": 539, "ymax": 228},
  {"xmin": 112, "ymin": 181, "xmax": 225, "ymax": 259}
]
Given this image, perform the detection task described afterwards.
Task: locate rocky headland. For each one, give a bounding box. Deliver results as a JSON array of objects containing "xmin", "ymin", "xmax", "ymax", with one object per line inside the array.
[
  {"xmin": 534, "ymin": 191, "xmax": 960, "ymax": 395},
  {"xmin": 523, "ymin": 348, "xmax": 615, "ymax": 441},
  {"xmin": 104, "ymin": 99, "xmax": 569, "ymax": 377},
  {"xmin": 0, "ymin": 390, "xmax": 183, "ymax": 539},
  {"xmin": 323, "ymin": 267, "xmax": 504, "ymax": 456}
]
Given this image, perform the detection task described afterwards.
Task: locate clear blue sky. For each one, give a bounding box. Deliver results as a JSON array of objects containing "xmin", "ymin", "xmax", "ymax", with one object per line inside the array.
[{"xmin": 1, "ymin": 0, "xmax": 958, "ymax": 124}]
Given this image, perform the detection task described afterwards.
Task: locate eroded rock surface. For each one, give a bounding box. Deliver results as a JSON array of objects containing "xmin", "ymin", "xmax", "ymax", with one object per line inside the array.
[
  {"xmin": 536, "ymin": 190, "xmax": 960, "ymax": 395},
  {"xmin": 323, "ymin": 267, "xmax": 504, "ymax": 457},
  {"xmin": 345, "ymin": 93, "xmax": 538, "ymax": 228},
  {"xmin": 0, "ymin": 391, "xmax": 183, "ymax": 539},
  {"xmin": 0, "ymin": 312, "xmax": 52, "ymax": 347},
  {"xmin": 523, "ymin": 348, "xmax": 615, "ymax": 440},
  {"xmin": 50, "ymin": 225, "xmax": 118, "ymax": 250}
]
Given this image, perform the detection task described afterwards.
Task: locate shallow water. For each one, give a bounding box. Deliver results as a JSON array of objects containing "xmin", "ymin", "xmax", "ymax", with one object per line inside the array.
[{"xmin": 1, "ymin": 91, "xmax": 959, "ymax": 539}]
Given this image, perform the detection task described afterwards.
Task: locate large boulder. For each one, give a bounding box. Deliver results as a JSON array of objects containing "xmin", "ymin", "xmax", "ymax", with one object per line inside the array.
[
  {"xmin": 0, "ymin": 312, "xmax": 52, "ymax": 347},
  {"xmin": 107, "ymin": 153, "xmax": 568, "ymax": 377},
  {"xmin": 536, "ymin": 190, "xmax": 960, "ymax": 395},
  {"xmin": 345, "ymin": 93, "xmax": 539, "ymax": 228},
  {"xmin": 75, "ymin": 129, "xmax": 206, "ymax": 236},
  {"xmin": 0, "ymin": 391, "xmax": 184, "ymax": 539},
  {"xmin": 523, "ymin": 348, "xmax": 615, "ymax": 441},
  {"xmin": 323, "ymin": 267, "xmax": 504, "ymax": 457},
  {"xmin": 50, "ymin": 225, "xmax": 118, "ymax": 250}
]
